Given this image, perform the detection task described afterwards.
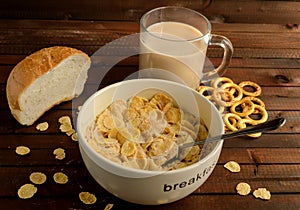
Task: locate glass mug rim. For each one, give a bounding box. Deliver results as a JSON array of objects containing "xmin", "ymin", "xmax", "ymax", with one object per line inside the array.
[{"xmin": 140, "ymin": 6, "xmax": 212, "ymax": 43}]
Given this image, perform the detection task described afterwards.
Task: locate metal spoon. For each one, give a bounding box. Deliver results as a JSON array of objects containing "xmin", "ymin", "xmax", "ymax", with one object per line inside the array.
[{"xmin": 163, "ymin": 117, "xmax": 286, "ymax": 166}]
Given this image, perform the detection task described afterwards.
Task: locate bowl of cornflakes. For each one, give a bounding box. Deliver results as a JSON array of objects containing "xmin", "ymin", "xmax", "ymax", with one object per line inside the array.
[{"xmin": 77, "ymin": 79, "xmax": 224, "ymax": 205}]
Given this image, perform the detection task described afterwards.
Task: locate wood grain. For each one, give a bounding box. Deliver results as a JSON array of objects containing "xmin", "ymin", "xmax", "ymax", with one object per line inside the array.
[{"xmin": 1, "ymin": 1, "xmax": 300, "ymax": 209}]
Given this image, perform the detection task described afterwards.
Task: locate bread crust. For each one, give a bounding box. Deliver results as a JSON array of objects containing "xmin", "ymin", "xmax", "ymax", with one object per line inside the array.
[{"xmin": 6, "ymin": 46, "xmax": 90, "ymax": 124}]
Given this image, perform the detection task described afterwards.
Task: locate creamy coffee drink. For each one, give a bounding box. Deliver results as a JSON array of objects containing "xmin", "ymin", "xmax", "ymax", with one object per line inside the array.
[{"xmin": 139, "ymin": 22, "xmax": 207, "ymax": 89}]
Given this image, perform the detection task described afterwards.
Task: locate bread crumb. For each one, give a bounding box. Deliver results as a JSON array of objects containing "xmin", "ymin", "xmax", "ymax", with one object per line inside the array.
[
  {"xmin": 17, "ymin": 183, "xmax": 37, "ymax": 199},
  {"xmin": 253, "ymin": 188, "xmax": 271, "ymax": 200},
  {"xmin": 36, "ymin": 122, "xmax": 49, "ymax": 131},
  {"xmin": 53, "ymin": 172, "xmax": 68, "ymax": 184},
  {"xmin": 236, "ymin": 182, "xmax": 251, "ymax": 195},
  {"xmin": 224, "ymin": 161, "xmax": 241, "ymax": 172},
  {"xmin": 15, "ymin": 146, "xmax": 30, "ymax": 155},
  {"xmin": 29, "ymin": 172, "xmax": 47, "ymax": 185}
]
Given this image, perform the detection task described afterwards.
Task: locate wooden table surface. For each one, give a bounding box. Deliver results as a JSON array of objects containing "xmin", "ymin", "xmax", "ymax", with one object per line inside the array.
[{"xmin": 1, "ymin": 0, "xmax": 300, "ymax": 209}]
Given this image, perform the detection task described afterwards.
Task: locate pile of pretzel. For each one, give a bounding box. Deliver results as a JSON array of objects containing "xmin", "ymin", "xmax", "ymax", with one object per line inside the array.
[{"xmin": 198, "ymin": 77, "xmax": 268, "ymax": 138}]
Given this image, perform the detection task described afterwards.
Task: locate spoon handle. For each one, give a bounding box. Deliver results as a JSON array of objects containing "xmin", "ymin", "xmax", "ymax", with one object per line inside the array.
[{"xmin": 181, "ymin": 117, "xmax": 286, "ymax": 149}]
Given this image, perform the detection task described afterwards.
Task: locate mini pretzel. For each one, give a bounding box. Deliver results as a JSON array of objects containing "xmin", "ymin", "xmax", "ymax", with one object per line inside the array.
[
  {"xmin": 223, "ymin": 113, "xmax": 243, "ymax": 132},
  {"xmin": 211, "ymin": 77, "xmax": 234, "ymax": 89},
  {"xmin": 242, "ymin": 96, "xmax": 265, "ymax": 114},
  {"xmin": 239, "ymin": 81, "xmax": 262, "ymax": 97},
  {"xmin": 212, "ymin": 101, "xmax": 225, "ymax": 114},
  {"xmin": 221, "ymin": 83, "xmax": 243, "ymax": 102},
  {"xmin": 242, "ymin": 96, "xmax": 265, "ymax": 108},
  {"xmin": 212, "ymin": 88, "xmax": 235, "ymax": 107},
  {"xmin": 245, "ymin": 104, "xmax": 268, "ymax": 125},
  {"xmin": 198, "ymin": 86, "xmax": 214, "ymax": 100},
  {"xmin": 238, "ymin": 119, "xmax": 262, "ymax": 138},
  {"xmin": 230, "ymin": 98, "xmax": 255, "ymax": 117}
]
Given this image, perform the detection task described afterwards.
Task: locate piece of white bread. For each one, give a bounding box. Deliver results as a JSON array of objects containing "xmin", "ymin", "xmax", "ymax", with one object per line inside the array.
[{"xmin": 6, "ymin": 46, "xmax": 91, "ymax": 126}]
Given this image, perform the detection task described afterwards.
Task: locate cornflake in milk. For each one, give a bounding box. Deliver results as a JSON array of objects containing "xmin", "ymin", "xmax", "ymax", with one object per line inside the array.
[{"xmin": 85, "ymin": 93, "xmax": 209, "ymax": 171}]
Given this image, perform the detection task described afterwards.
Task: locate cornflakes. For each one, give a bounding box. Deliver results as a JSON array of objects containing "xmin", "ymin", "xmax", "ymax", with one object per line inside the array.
[
  {"xmin": 53, "ymin": 148, "xmax": 66, "ymax": 160},
  {"xmin": 71, "ymin": 132, "xmax": 78, "ymax": 141},
  {"xmin": 253, "ymin": 188, "xmax": 271, "ymax": 200},
  {"xmin": 59, "ymin": 123, "xmax": 73, "ymax": 133},
  {"xmin": 58, "ymin": 116, "xmax": 71, "ymax": 125},
  {"xmin": 36, "ymin": 122, "xmax": 49, "ymax": 131},
  {"xmin": 29, "ymin": 172, "xmax": 47, "ymax": 185},
  {"xmin": 58, "ymin": 116, "xmax": 76, "ymax": 138},
  {"xmin": 224, "ymin": 161, "xmax": 241, "ymax": 172},
  {"xmin": 15, "ymin": 146, "xmax": 30, "ymax": 155},
  {"xmin": 53, "ymin": 172, "xmax": 68, "ymax": 184},
  {"xmin": 86, "ymin": 92, "xmax": 210, "ymax": 171},
  {"xmin": 236, "ymin": 182, "xmax": 251, "ymax": 195},
  {"xmin": 17, "ymin": 183, "xmax": 37, "ymax": 199},
  {"xmin": 104, "ymin": 203, "xmax": 114, "ymax": 210},
  {"xmin": 79, "ymin": 192, "xmax": 97, "ymax": 204}
]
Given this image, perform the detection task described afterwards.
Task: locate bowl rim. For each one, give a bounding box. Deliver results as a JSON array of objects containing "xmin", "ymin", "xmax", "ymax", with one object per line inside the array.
[{"xmin": 77, "ymin": 79, "xmax": 224, "ymax": 177}]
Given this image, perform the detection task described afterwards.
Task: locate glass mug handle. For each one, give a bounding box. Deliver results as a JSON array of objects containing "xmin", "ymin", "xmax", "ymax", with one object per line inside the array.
[{"xmin": 202, "ymin": 34, "xmax": 233, "ymax": 82}]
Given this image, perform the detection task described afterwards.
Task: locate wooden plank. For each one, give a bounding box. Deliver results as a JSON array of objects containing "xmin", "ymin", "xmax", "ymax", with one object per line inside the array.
[
  {"xmin": 0, "ymin": 165, "xmax": 299, "ymax": 196},
  {"xmin": 219, "ymin": 148, "xmax": 300, "ymax": 164},
  {"xmin": 1, "ymin": 28, "xmax": 300, "ymax": 50},
  {"xmin": 202, "ymin": 0, "xmax": 300, "ymax": 24},
  {"xmin": 0, "ymin": 0, "xmax": 211, "ymax": 21},
  {"xmin": 0, "ymin": 194, "xmax": 299, "ymax": 210},
  {"xmin": 224, "ymin": 68, "xmax": 300, "ymax": 86},
  {"xmin": 0, "ymin": 148, "xmax": 82, "ymax": 166},
  {"xmin": 223, "ymin": 134, "xmax": 300, "ymax": 148},
  {"xmin": 1, "ymin": 20, "xmax": 300, "ymax": 35},
  {"xmin": 1, "ymin": 0, "xmax": 300, "ymax": 26}
]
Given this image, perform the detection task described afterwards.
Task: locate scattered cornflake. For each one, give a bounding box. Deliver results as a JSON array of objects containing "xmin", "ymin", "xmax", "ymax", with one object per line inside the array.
[
  {"xmin": 53, "ymin": 148, "xmax": 66, "ymax": 160},
  {"xmin": 59, "ymin": 123, "xmax": 73, "ymax": 133},
  {"xmin": 53, "ymin": 172, "xmax": 68, "ymax": 184},
  {"xmin": 253, "ymin": 188, "xmax": 271, "ymax": 200},
  {"xmin": 66, "ymin": 129, "xmax": 76, "ymax": 136},
  {"xmin": 58, "ymin": 115, "xmax": 77, "ymax": 141},
  {"xmin": 15, "ymin": 146, "xmax": 30, "ymax": 155},
  {"xmin": 77, "ymin": 106, "xmax": 82, "ymax": 111},
  {"xmin": 79, "ymin": 192, "xmax": 97, "ymax": 204},
  {"xmin": 58, "ymin": 116, "xmax": 71, "ymax": 125},
  {"xmin": 224, "ymin": 161, "xmax": 241, "ymax": 173},
  {"xmin": 236, "ymin": 182, "xmax": 251, "ymax": 196},
  {"xmin": 17, "ymin": 183, "xmax": 37, "ymax": 199},
  {"xmin": 71, "ymin": 132, "xmax": 78, "ymax": 141},
  {"xmin": 104, "ymin": 203, "xmax": 114, "ymax": 210},
  {"xmin": 36, "ymin": 122, "xmax": 49, "ymax": 131},
  {"xmin": 29, "ymin": 172, "xmax": 47, "ymax": 185}
]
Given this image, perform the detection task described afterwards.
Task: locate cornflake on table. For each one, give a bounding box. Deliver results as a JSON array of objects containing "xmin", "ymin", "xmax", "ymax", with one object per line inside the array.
[
  {"xmin": 79, "ymin": 192, "xmax": 97, "ymax": 204},
  {"xmin": 17, "ymin": 183, "xmax": 37, "ymax": 199},
  {"xmin": 29, "ymin": 172, "xmax": 47, "ymax": 185},
  {"xmin": 36, "ymin": 122, "xmax": 49, "ymax": 131},
  {"xmin": 15, "ymin": 146, "xmax": 30, "ymax": 155},
  {"xmin": 224, "ymin": 160, "xmax": 241, "ymax": 172},
  {"xmin": 53, "ymin": 172, "xmax": 68, "ymax": 184}
]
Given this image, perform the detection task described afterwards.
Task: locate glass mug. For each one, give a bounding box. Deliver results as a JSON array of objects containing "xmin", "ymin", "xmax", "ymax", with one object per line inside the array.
[{"xmin": 139, "ymin": 6, "xmax": 233, "ymax": 89}]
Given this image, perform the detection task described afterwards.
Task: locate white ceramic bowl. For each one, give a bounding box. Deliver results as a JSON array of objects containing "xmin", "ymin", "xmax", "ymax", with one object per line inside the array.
[{"xmin": 77, "ymin": 79, "xmax": 224, "ymax": 205}]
